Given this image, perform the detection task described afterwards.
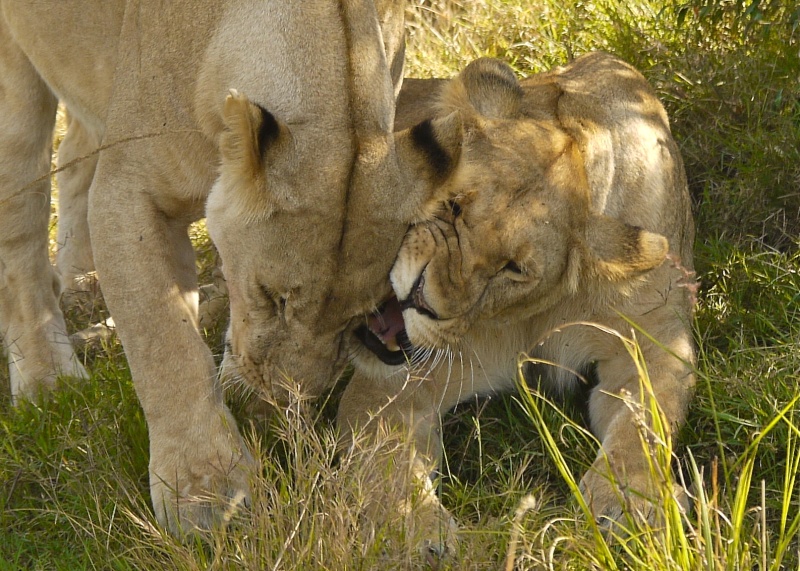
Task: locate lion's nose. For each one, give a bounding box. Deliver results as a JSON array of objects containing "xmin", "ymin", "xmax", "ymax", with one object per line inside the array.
[{"xmin": 400, "ymin": 272, "xmax": 439, "ymax": 320}]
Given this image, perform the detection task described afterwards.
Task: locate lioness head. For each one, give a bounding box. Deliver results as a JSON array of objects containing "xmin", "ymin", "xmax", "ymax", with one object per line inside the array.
[
  {"xmin": 357, "ymin": 58, "xmax": 669, "ymax": 361},
  {"xmin": 206, "ymin": 90, "xmax": 461, "ymax": 399}
]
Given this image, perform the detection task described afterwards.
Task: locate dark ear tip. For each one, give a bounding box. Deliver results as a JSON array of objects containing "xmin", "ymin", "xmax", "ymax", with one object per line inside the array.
[
  {"xmin": 410, "ymin": 119, "xmax": 452, "ymax": 181},
  {"xmin": 410, "ymin": 118, "xmax": 435, "ymax": 146},
  {"xmin": 255, "ymin": 104, "xmax": 281, "ymax": 152}
]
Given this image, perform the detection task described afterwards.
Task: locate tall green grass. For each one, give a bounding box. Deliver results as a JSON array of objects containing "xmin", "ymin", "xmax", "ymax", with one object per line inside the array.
[
  {"xmin": 2, "ymin": 0, "xmax": 799, "ymax": 568},
  {"xmin": 514, "ymin": 331, "xmax": 799, "ymax": 570}
]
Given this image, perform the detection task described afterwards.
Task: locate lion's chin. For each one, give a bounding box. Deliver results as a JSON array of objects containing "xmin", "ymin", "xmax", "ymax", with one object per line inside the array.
[{"xmin": 354, "ymin": 296, "xmax": 415, "ymax": 366}]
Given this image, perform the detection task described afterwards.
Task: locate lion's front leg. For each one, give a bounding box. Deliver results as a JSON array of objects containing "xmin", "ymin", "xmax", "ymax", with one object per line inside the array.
[
  {"xmin": 580, "ymin": 330, "xmax": 695, "ymax": 530},
  {"xmin": 338, "ymin": 370, "xmax": 459, "ymax": 560},
  {"xmin": 88, "ymin": 157, "xmax": 253, "ymax": 535}
]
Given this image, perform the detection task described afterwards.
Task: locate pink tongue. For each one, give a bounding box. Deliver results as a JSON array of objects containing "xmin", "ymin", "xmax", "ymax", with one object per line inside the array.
[{"xmin": 367, "ymin": 297, "xmax": 405, "ymax": 344}]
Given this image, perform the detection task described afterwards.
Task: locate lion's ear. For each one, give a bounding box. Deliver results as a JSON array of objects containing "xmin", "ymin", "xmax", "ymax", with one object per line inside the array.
[
  {"xmin": 217, "ymin": 90, "xmax": 292, "ymax": 218},
  {"xmin": 440, "ymin": 57, "xmax": 523, "ymax": 119},
  {"xmin": 585, "ymin": 214, "xmax": 669, "ymax": 281},
  {"xmin": 393, "ymin": 112, "xmax": 464, "ymax": 221},
  {"xmin": 220, "ymin": 89, "xmax": 288, "ymax": 178}
]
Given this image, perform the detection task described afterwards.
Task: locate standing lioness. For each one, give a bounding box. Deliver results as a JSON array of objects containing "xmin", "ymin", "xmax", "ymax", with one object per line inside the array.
[
  {"xmin": 342, "ymin": 52, "xmax": 696, "ymax": 549},
  {"xmin": 0, "ymin": 0, "xmax": 458, "ymax": 535}
]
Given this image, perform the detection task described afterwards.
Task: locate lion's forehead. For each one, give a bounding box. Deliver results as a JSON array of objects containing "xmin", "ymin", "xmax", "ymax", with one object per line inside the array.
[
  {"xmin": 461, "ymin": 133, "xmax": 577, "ymax": 198},
  {"xmin": 463, "ymin": 175, "xmax": 577, "ymax": 229},
  {"xmin": 461, "ymin": 161, "xmax": 587, "ymax": 236}
]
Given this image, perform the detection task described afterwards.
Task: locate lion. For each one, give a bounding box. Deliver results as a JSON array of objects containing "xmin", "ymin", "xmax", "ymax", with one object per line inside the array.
[
  {"xmin": 0, "ymin": 0, "xmax": 466, "ymax": 536},
  {"xmin": 339, "ymin": 52, "xmax": 696, "ymax": 553}
]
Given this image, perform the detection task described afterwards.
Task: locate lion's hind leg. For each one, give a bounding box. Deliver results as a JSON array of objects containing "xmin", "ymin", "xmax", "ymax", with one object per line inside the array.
[
  {"xmin": 55, "ymin": 110, "xmax": 100, "ymax": 307},
  {"xmin": 0, "ymin": 22, "xmax": 88, "ymax": 403}
]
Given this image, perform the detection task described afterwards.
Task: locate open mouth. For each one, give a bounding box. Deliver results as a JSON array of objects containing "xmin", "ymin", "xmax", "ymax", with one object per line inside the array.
[{"xmin": 354, "ymin": 296, "xmax": 415, "ymax": 366}]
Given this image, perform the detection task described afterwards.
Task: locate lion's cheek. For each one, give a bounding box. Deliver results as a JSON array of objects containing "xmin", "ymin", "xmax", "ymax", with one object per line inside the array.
[{"xmin": 403, "ymin": 309, "xmax": 471, "ymax": 350}]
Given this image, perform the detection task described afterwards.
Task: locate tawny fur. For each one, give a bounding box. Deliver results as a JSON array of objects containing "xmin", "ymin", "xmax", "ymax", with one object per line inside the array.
[{"xmin": 340, "ymin": 52, "xmax": 696, "ymax": 550}]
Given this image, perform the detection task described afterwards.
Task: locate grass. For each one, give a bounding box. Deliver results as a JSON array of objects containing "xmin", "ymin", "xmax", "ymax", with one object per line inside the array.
[{"xmin": 2, "ymin": 0, "xmax": 800, "ymax": 568}]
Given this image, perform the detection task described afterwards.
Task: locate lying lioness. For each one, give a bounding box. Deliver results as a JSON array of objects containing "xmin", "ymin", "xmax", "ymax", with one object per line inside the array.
[
  {"xmin": 0, "ymin": 0, "xmax": 465, "ymax": 536},
  {"xmin": 341, "ymin": 52, "xmax": 696, "ymax": 550}
]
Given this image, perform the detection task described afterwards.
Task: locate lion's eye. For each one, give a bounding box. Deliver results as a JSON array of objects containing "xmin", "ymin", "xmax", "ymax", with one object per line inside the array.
[
  {"xmin": 260, "ymin": 285, "xmax": 288, "ymax": 315},
  {"xmin": 447, "ymin": 199, "xmax": 462, "ymax": 218},
  {"xmin": 260, "ymin": 284, "xmax": 276, "ymax": 301},
  {"xmin": 503, "ymin": 261, "xmax": 523, "ymax": 274}
]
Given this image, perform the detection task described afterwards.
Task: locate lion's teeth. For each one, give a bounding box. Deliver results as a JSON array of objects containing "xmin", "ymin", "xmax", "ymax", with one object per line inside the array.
[{"xmin": 385, "ymin": 339, "xmax": 400, "ymax": 352}]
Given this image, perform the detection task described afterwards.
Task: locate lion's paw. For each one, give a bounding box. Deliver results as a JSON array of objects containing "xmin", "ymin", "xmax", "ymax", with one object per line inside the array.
[
  {"xmin": 403, "ymin": 490, "xmax": 460, "ymax": 565},
  {"xmin": 148, "ymin": 410, "xmax": 254, "ymax": 537},
  {"xmin": 579, "ymin": 461, "xmax": 689, "ymax": 535},
  {"xmin": 417, "ymin": 511, "xmax": 459, "ymax": 564},
  {"xmin": 59, "ymin": 271, "xmax": 102, "ymax": 311}
]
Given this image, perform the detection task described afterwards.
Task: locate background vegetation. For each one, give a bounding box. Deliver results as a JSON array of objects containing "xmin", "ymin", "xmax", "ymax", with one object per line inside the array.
[{"xmin": 1, "ymin": 0, "xmax": 799, "ymax": 568}]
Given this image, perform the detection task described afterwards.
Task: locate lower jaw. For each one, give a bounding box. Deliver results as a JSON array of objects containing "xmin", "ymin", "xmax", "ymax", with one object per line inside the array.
[{"xmin": 353, "ymin": 325, "xmax": 414, "ymax": 366}]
